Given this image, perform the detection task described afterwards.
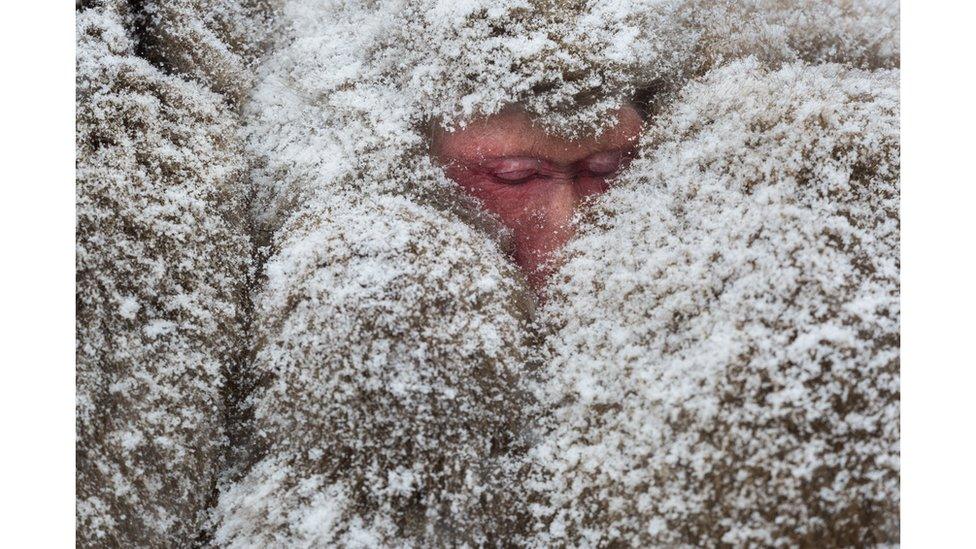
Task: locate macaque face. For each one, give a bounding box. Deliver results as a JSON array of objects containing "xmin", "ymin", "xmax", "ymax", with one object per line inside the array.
[{"xmin": 431, "ymin": 105, "xmax": 643, "ymax": 291}]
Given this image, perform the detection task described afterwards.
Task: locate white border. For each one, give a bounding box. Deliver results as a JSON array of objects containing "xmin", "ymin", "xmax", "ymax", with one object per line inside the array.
[
  {"xmin": 0, "ymin": 4, "xmax": 77, "ymax": 546},
  {"xmin": 902, "ymin": 1, "xmax": 976, "ymax": 545}
]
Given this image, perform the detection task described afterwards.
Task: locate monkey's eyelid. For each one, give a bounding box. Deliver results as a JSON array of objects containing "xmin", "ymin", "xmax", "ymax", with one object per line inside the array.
[
  {"xmin": 581, "ymin": 149, "xmax": 636, "ymax": 174},
  {"xmin": 493, "ymin": 169, "xmax": 539, "ymax": 181},
  {"xmin": 481, "ymin": 157, "xmax": 541, "ymax": 173},
  {"xmin": 582, "ymin": 154, "xmax": 623, "ymax": 174}
]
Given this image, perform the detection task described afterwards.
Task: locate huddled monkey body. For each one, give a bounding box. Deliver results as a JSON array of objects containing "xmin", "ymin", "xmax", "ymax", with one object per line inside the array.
[{"xmin": 76, "ymin": 0, "xmax": 901, "ymax": 547}]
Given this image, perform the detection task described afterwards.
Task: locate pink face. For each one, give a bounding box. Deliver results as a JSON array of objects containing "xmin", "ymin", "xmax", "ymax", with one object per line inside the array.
[{"xmin": 432, "ymin": 105, "xmax": 643, "ymax": 291}]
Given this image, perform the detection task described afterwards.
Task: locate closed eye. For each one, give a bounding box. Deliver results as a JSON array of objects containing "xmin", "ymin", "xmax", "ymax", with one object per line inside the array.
[
  {"xmin": 581, "ymin": 150, "xmax": 631, "ymax": 176},
  {"xmin": 483, "ymin": 157, "xmax": 541, "ymax": 183}
]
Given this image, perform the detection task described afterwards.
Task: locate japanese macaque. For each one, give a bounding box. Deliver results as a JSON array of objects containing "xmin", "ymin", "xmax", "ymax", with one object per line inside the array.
[{"xmin": 432, "ymin": 104, "xmax": 643, "ymax": 291}]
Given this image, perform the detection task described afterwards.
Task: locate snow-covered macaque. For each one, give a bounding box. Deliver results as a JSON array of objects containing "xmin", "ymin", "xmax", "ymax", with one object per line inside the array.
[
  {"xmin": 432, "ymin": 104, "xmax": 643, "ymax": 290},
  {"xmin": 76, "ymin": 0, "xmax": 902, "ymax": 546}
]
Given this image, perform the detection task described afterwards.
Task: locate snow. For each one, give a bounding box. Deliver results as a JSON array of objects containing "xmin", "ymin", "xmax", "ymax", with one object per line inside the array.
[
  {"xmin": 213, "ymin": 195, "xmax": 534, "ymax": 545},
  {"xmin": 77, "ymin": 0, "xmax": 900, "ymax": 546},
  {"xmin": 76, "ymin": 1, "xmax": 258, "ymax": 545},
  {"xmin": 529, "ymin": 59, "xmax": 899, "ymax": 545}
]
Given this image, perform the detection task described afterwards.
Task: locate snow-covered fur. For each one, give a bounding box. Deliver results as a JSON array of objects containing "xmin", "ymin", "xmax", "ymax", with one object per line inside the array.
[
  {"xmin": 76, "ymin": 1, "xmax": 260, "ymax": 546},
  {"xmin": 530, "ymin": 59, "xmax": 899, "ymax": 546},
  {"xmin": 691, "ymin": 0, "xmax": 898, "ymax": 72},
  {"xmin": 77, "ymin": 0, "xmax": 900, "ymax": 546},
  {"xmin": 133, "ymin": 0, "xmax": 279, "ymax": 104},
  {"xmin": 212, "ymin": 195, "xmax": 535, "ymax": 546}
]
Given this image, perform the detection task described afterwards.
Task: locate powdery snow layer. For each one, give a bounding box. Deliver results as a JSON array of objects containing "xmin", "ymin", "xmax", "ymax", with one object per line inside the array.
[
  {"xmin": 242, "ymin": 0, "xmax": 898, "ymax": 241},
  {"xmin": 530, "ymin": 59, "xmax": 899, "ymax": 546},
  {"xmin": 77, "ymin": 0, "xmax": 901, "ymax": 545},
  {"xmin": 213, "ymin": 195, "xmax": 536, "ymax": 546},
  {"xmin": 134, "ymin": 0, "xmax": 279, "ymax": 105},
  {"xmin": 76, "ymin": 1, "xmax": 254, "ymax": 546},
  {"xmin": 690, "ymin": 0, "xmax": 898, "ymax": 72}
]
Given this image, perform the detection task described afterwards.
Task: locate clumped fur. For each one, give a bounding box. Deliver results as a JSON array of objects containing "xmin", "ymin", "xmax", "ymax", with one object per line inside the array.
[
  {"xmin": 76, "ymin": 2, "xmax": 251, "ymax": 546},
  {"xmin": 133, "ymin": 0, "xmax": 280, "ymax": 105},
  {"xmin": 530, "ymin": 59, "xmax": 899, "ymax": 546},
  {"xmin": 213, "ymin": 195, "xmax": 536, "ymax": 546},
  {"xmin": 77, "ymin": 0, "xmax": 900, "ymax": 545}
]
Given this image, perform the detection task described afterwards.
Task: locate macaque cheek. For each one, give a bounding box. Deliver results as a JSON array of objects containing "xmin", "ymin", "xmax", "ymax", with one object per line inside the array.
[
  {"xmin": 443, "ymin": 169, "xmax": 574, "ymax": 284},
  {"xmin": 441, "ymin": 166, "xmax": 542, "ymax": 227}
]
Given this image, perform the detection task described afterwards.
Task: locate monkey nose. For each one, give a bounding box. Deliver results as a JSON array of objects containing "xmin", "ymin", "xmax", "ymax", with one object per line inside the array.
[{"xmin": 544, "ymin": 183, "xmax": 580, "ymax": 226}]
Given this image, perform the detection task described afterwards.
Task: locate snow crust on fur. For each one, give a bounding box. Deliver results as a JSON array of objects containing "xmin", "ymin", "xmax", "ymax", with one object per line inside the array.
[
  {"xmin": 76, "ymin": 2, "xmax": 251, "ymax": 546},
  {"xmin": 212, "ymin": 2, "xmax": 900, "ymax": 544},
  {"xmin": 213, "ymin": 195, "xmax": 535, "ymax": 546},
  {"xmin": 530, "ymin": 59, "xmax": 899, "ymax": 546},
  {"xmin": 77, "ymin": 0, "xmax": 900, "ymax": 545},
  {"xmin": 247, "ymin": 0, "xmax": 897, "ymax": 142},
  {"xmin": 693, "ymin": 0, "xmax": 898, "ymax": 72},
  {"xmin": 135, "ymin": 0, "xmax": 279, "ymax": 104}
]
